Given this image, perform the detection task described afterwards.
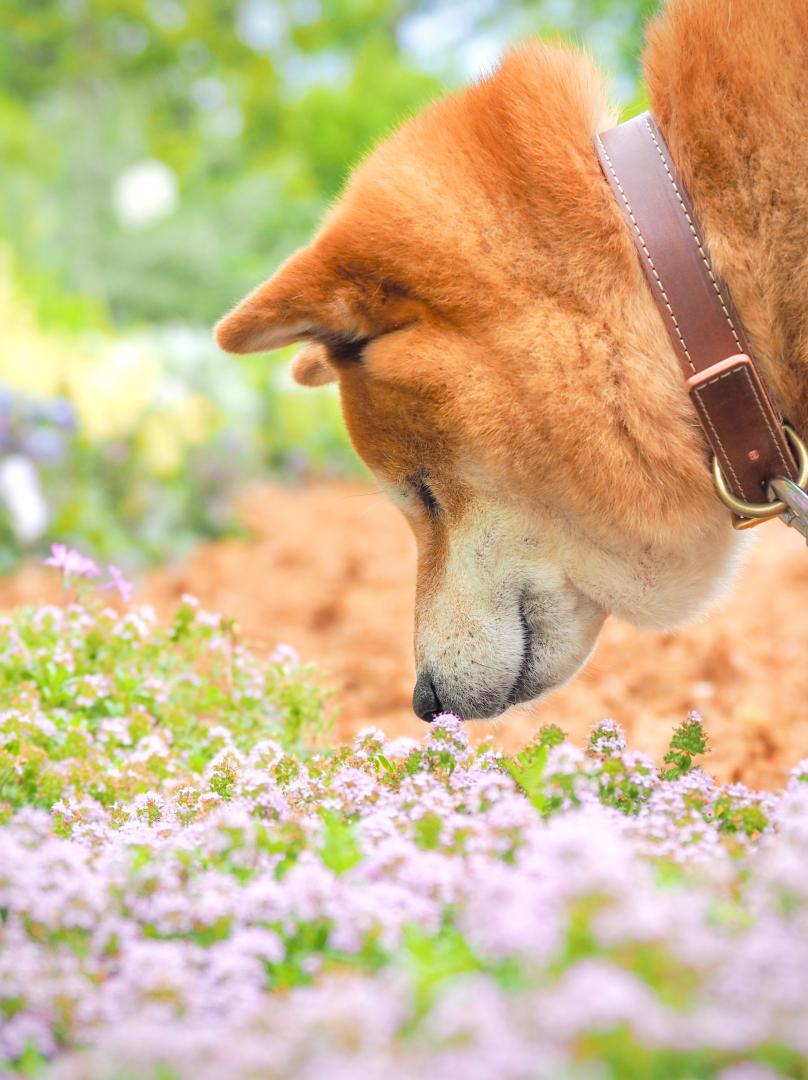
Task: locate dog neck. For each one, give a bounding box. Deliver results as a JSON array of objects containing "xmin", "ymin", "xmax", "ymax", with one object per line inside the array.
[{"xmin": 644, "ymin": 0, "xmax": 808, "ymax": 437}]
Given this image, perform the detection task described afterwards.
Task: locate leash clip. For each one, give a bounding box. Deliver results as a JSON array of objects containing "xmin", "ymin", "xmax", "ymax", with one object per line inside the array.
[
  {"xmin": 711, "ymin": 424, "xmax": 808, "ymax": 531},
  {"xmin": 769, "ymin": 476, "xmax": 808, "ymax": 544}
]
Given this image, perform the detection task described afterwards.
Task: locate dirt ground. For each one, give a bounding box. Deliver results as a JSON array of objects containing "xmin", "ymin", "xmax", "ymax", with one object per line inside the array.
[{"xmin": 4, "ymin": 481, "xmax": 808, "ymax": 788}]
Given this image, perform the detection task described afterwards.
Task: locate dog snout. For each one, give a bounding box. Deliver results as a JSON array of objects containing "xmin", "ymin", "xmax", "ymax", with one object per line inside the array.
[
  {"xmin": 412, "ymin": 670, "xmax": 507, "ymax": 722},
  {"xmin": 412, "ymin": 671, "xmax": 444, "ymax": 722}
]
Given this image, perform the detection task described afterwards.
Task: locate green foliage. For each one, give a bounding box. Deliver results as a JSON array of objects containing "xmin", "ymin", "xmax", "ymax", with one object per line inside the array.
[
  {"xmin": 13, "ymin": 1040, "xmax": 48, "ymax": 1078},
  {"xmin": 319, "ymin": 809, "xmax": 363, "ymax": 874},
  {"xmin": 711, "ymin": 795, "xmax": 768, "ymax": 840},
  {"xmin": 663, "ymin": 712, "xmax": 709, "ymax": 779},
  {"xmin": 0, "ymin": 1, "xmax": 650, "ymax": 330},
  {"xmin": 506, "ymin": 741, "xmax": 549, "ymax": 813},
  {"xmin": 0, "ymin": 0, "xmax": 444, "ymax": 328},
  {"xmin": 413, "ymin": 811, "xmax": 443, "ymax": 850},
  {"xmin": 537, "ymin": 722, "xmax": 566, "ymax": 748},
  {"xmin": 402, "ymin": 924, "xmax": 481, "ymax": 1017},
  {"xmin": 508, "ymin": 714, "xmax": 715, "ymax": 822}
]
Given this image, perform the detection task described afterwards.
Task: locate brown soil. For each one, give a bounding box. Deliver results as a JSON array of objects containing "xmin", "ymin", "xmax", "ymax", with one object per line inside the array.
[{"xmin": 4, "ymin": 481, "xmax": 808, "ymax": 788}]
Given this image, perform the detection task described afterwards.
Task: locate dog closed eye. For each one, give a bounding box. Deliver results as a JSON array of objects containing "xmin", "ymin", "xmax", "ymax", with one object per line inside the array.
[
  {"xmin": 321, "ymin": 334, "xmax": 371, "ymax": 365},
  {"xmin": 407, "ymin": 471, "xmax": 441, "ymax": 517}
]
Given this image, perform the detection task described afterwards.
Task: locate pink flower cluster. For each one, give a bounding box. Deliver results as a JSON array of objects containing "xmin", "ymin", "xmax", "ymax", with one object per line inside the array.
[
  {"xmin": 44, "ymin": 544, "xmax": 132, "ymax": 601},
  {"xmin": 1, "ymin": 562, "xmax": 804, "ymax": 1077},
  {"xmin": 2, "ymin": 710, "xmax": 807, "ymax": 1079}
]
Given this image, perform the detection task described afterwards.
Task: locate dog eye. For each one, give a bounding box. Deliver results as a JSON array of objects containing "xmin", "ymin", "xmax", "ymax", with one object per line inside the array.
[
  {"xmin": 324, "ymin": 335, "xmax": 370, "ymax": 364},
  {"xmin": 407, "ymin": 471, "xmax": 440, "ymax": 517}
]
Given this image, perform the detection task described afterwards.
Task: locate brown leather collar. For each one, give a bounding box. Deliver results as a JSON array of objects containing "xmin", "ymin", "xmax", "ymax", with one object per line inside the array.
[{"xmin": 595, "ymin": 111, "xmax": 801, "ymax": 528}]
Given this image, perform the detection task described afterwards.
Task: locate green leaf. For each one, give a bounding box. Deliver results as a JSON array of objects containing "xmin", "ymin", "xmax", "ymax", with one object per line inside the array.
[
  {"xmin": 506, "ymin": 743, "xmax": 549, "ymax": 813},
  {"xmin": 319, "ymin": 810, "xmax": 362, "ymax": 875},
  {"xmin": 663, "ymin": 713, "xmax": 709, "ymax": 780}
]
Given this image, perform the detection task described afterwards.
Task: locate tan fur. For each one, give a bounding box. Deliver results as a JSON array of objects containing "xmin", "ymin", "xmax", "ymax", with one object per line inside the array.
[{"xmin": 216, "ymin": 0, "xmax": 808, "ymax": 719}]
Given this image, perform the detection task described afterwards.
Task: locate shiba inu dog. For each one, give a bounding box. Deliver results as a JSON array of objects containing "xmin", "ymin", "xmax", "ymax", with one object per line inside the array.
[{"xmin": 216, "ymin": 0, "xmax": 808, "ymax": 721}]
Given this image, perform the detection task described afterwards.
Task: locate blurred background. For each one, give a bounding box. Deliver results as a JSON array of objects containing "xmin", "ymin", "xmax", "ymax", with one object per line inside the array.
[{"xmin": 2, "ymin": 0, "xmax": 806, "ymax": 787}]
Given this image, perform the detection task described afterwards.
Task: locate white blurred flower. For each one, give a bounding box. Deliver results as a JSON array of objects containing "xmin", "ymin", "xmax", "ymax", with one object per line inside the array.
[
  {"xmin": 149, "ymin": 0, "xmax": 187, "ymax": 31},
  {"xmin": 207, "ymin": 105, "xmax": 244, "ymax": 139},
  {"xmin": 290, "ymin": 0, "xmax": 320, "ymax": 24},
  {"xmin": 112, "ymin": 160, "xmax": 178, "ymax": 229},
  {"xmin": 191, "ymin": 76, "xmax": 228, "ymax": 111},
  {"xmin": 0, "ymin": 454, "xmax": 48, "ymax": 543},
  {"xmin": 237, "ymin": 0, "xmax": 286, "ymax": 50},
  {"xmin": 113, "ymin": 22, "xmax": 149, "ymax": 55}
]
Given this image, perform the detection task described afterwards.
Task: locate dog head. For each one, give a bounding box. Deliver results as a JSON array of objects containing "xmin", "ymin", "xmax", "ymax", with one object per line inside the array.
[{"xmin": 216, "ymin": 44, "xmax": 744, "ymax": 720}]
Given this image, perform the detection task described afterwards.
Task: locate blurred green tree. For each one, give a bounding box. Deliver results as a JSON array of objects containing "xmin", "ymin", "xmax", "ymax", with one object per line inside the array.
[{"xmin": 0, "ymin": 0, "xmax": 654, "ymax": 329}]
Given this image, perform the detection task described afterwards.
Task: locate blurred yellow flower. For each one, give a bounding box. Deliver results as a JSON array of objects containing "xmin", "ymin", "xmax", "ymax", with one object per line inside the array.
[
  {"xmin": 0, "ymin": 256, "xmax": 161, "ymax": 439},
  {"xmin": 138, "ymin": 395, "xmax": 216, "ymax": 476},
  {"xmin": 0, "ymin": 255, "xmax": 86, "ymax": 398},
  {"xmin": 67, "ymin": 339, "xmax": 162, "ymax": 440}
]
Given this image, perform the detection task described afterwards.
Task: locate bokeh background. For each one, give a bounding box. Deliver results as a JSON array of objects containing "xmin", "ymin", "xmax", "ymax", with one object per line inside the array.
[{"xmin": 2, "ymin": 0, "xmax": 807, "ymax": 787}]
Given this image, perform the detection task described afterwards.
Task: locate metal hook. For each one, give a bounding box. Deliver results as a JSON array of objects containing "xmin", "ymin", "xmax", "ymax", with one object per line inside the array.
[{"xmin": 769, "ymin": 476, "xmax": 808, "ymax": 544}]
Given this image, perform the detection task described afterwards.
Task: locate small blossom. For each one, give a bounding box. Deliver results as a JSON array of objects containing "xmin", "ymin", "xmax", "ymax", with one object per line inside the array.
[
  {"xmin": 103, "ymin": 564, "xmax": 134, "ymax": 603},
  {"xmin": 44, "ymin": 543, "xmax": 101, "ymax": 580},
  {"xmin": 270, "ymin": 643, "xmax": 300, "ymax": 666}
]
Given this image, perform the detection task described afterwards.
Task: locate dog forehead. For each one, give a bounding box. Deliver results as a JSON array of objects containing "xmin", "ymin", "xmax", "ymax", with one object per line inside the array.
[{"xmin": 309, "ymin": 48, "xmax": 613, "ymax": 322}]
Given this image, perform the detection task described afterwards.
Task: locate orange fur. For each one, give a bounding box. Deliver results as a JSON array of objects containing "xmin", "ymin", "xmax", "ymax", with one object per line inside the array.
[
  {"xmin": 216, "ymin": 0, "xmax": 808, "ymax": 718},
  {"xmin": 290, "ymin": 343, "xmax": 336, "ymax": 387}
]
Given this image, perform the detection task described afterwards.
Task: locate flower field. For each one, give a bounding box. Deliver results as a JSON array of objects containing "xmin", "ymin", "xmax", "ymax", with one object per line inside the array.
[{"xmin": 1, "ymin": 560, "xmax": 807, "ymax": 1079}]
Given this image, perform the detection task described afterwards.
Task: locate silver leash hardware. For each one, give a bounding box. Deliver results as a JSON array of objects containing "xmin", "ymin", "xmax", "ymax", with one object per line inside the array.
[
  {"xmin": 769, "ymin": 477, "xmax": 808, "ymax": 544},
  {"xmin": 712, "ymin": 424, "xmax": 808, "ymax": 534}
]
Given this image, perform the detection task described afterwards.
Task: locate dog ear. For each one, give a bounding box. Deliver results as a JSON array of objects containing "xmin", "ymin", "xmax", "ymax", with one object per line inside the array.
[
  {"xmin": 290, "ymin": 343, "xmax": 337, "ymax": 387},
  {"xmin": 215, "ymin": 247, "xmax": 335, "ymax": 354},
  {"xmin": 215, "ymin": 242, "xmax": 422, "ymax": 358}
]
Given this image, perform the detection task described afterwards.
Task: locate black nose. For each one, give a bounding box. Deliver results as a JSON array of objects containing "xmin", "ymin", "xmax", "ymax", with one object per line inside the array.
[{"xmin": 412, "ymin": 672, "xmax": 443, "ymax": 722}]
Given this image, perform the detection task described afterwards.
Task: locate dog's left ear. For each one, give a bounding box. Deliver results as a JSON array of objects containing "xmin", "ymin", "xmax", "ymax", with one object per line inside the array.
[{"xmin": 215, "ymin": 241, "xmax": 421, "ymax": 359}]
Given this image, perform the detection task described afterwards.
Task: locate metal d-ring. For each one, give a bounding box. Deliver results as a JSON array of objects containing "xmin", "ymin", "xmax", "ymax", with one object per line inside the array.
[{"xmin": 712, "ymin": 424, "xmax": 808, "ymax": 520}]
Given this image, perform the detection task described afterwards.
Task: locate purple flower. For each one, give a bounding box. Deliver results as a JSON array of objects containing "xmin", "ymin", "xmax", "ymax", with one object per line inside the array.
[
  {"xmin": 103, "ymin": 565, "xmax": 134, "ymax": 603},
  {"xmin": 5, "ymin": 589, "xmax": 808, "ymax": 1080},
  {"xmin": 44, "ymin": 544, "xmax": 101, "ymax": 581},
  {"xmin": 21, "ymin": 426, "xmax": 67, "ymax": 463},
  {"xmin": 270, "ymin": 643, "xmax": 300, "ymax": 666},
  {"xmin": 48, "ymin": 397, "xmax": 77, "ymax": 431}
]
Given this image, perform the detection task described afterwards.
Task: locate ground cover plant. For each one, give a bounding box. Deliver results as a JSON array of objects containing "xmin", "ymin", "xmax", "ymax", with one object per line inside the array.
[{"xmin": 1, "ymin": 552, "xmax": 807, "ymax": 1079}]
